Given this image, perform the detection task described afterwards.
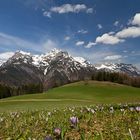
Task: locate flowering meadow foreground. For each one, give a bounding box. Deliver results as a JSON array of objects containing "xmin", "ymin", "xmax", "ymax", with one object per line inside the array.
[{"xmin": 0, "ymin": 104, "xmax": 140, "ymax": 140}]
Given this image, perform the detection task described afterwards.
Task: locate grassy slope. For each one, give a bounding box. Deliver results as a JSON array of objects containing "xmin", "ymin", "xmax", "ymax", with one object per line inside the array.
[{"xmin": 0, "ymin": 81, "xmax": 140, "ymax": 112}]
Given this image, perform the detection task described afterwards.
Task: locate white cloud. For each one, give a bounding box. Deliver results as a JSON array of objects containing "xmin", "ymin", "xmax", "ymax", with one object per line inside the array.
[
  {"xmin": 43, "ymin": 11, "xmax": 51, "ymax": 18},
  {"xmin": 95, "ymin": 33, "xmax": 124, "ymax": 45},
  {"xmin": 86, "ymin": 8, "xmax": 93, "ymax": 13},
  {"xmin": 42, "ymin": 39, "xmax": 58, "ymax": 51},
  {"xmin": 97, "ymin": 24, "xmax": 103, "ymax": 29},
  {"xmin": 51, "ymin": 4, "xmax": 86, "ymax": 14},
  {"xmin": 76, "ymin": 41, "xmax": 85, "ymax": 46},
  {"xmin": 87, "ymin": 13, "xmax": 140, "ymax": 47},
  {"xmin": 43, "ymin": 4, "xmax": 93, "ymax": 17},
  {"xmin": 85, "ymin": 42, "xmax": 96, "ymax": 48},
  {"xmin": 114, "ymin": 21, "xmax": 119, "ymax": 26},
  {"xmin": 0, "ymin": 52, "xmax": 14, "ymax": 66},
  {"xmin": 77, "ymin": 29, "xmax": 88, "ymax": 34},
  {"xmin": 0, "ymin": 52, "xmax": 14, "ymax": 60},
  {"xmin": 64, "ymin": 36, "xmax": 71, "ymax": 41},
  {"xmin": 131, "ymin": 13, "xmax": 140, "ymax": 26},
  {"xmin": 0, "ymin": 32, "xmax": 38, "ymax": 50},
  {"xmin": 116, "ymin": 26, "xmax": 140, "ymax": 38},
  {"xmin": 104, "ymin": 55, "xmax": 122, "ymax": 60},
  {"xmin": 123, "ymin": 50, "xmax": 128, "ymax": 53},
  {"xmin": 0, "ymin": 32, "xmax": 59, "ymax": 53}
]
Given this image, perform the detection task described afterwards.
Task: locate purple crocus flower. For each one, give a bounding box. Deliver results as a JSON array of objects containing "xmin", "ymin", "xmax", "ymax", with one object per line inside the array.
[
  {"xmin": 70, "ymin": 116, "xmax": 79, "ymax": 125},
  {"xmin": 54, "ymin": 128, "xmax": 61, "ymax": 136},
  {"xmin": 45, "ymin": 136, "xmax": 53, "ymax": 140},
  {"xmin": 136, "ymin": 106, "xmax": 140, "ymax": 111}
]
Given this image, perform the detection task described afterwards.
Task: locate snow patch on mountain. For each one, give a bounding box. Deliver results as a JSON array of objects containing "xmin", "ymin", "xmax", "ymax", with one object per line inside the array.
[
  {"xmin": 73, "ymin": 57, "xmax": 91, "ymax": 67},
  {"xmin": 32, "ymin": 55, "xmax": 49, "ymax": 67},
  {"xmin": 95, "ymin": 64, "xmax": 117, "ymax": 70},
  {"xmin": 17, "ymin": 50, "xmax": 31, "ymax": 56}
]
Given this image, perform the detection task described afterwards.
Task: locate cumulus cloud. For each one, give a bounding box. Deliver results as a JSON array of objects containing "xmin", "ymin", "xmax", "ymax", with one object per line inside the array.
[
  {"xmin": 76, "ymin": 41, "xmax": 85, "ymax": 46},
  {"xmin": 120, "ymin": 13, "xmax": 140, "ymax": 38},
  {"xmin": 114, "ymin": 21, "xmax": 119, "ymax": 26},
  {"xmin": 64, "ymin": 36, "xmax": 71, "ymax": 41},
  {"xmin": 86, "ymin": 13, "xmax": 140, "ymax": 48},
  {"xmin": 86, "ymin": 8, "xmax": 93, "ymax": 13},
  {"xmin": 43, "ymin": 4, "xmax": 93, "ymax": 17},
  {"xmin": 116, "ymin": 26, "xmax": 140, "ymax": 38},
  {"xmin": 95, "ymin": 33, "xmax": 124, "ymax": 45},
  {"xmin": 97, "ymin": 24, "xmax": 103, "ymax": 29},
  {"xmin": 77, "ymin": 29, "xmax": 88, "ymax": 34},
  {"xmin": 43, "ymin": 11, "xmax": 51, "ymax": 18},
  {"xmin": 131, "ymin": 13, "xmax": 140, "ymax": 26},
  {"xmin": 104, "ymin": 55, "xmax": 122, "ymax": 60},
  {"xmin": 85, "ymin": 42, "xmax": 96, "ymax": 48},
  {"xmin": 51, "ymin": 4, "xmax": 86, "ymax": 13}
]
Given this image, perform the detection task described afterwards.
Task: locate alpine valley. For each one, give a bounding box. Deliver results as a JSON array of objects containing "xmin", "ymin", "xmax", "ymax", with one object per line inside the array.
[{"xmin": 0, "ymin": 49, "xmax": 140, "ymax": 98}]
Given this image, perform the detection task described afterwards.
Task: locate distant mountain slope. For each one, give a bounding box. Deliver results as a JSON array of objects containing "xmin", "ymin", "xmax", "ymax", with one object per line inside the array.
[{"xmin": 95, "ymin": 63, "xmax": 140, "ymax": 76}]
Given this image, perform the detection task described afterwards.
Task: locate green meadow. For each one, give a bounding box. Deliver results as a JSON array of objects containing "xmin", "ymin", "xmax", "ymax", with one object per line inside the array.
[{"xmin": 0, "ymin": 81, "xmax": 140, "ymax": 112}]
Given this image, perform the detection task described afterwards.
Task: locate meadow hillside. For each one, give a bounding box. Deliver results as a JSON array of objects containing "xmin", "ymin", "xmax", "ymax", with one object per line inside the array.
[{"xmin": 0, "ymin": 81, "xmax": 140, "ymax": 112}]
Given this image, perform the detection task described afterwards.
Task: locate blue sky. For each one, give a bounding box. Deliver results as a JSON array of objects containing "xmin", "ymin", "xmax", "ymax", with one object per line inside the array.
[{"xmin": 0, "ymin": 0, "xmax": 140, "ymax": 67}]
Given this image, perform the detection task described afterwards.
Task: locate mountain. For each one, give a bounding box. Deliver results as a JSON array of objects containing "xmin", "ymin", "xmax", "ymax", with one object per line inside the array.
[
  {"xmin": 95, "ymin": 63, "xmax": 140, "ymax": 76},
  {"xmin": 31, "ymin": 49, "xmax": 95, "ymax": 90},
  {"xmin": 0, "ymin": 49, "xmax": 95, "ymax": 98},
  {"xmin": 0, "ymin": 49, "xmax": 140, "ymax": 98}
]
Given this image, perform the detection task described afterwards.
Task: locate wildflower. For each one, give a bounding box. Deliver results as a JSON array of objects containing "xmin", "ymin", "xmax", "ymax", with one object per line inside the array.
[
  {"xmin": 10, "ymin": 112, "xmax": 18, "ymax": 118},
  {"xmin": 91, "ymin": 109, "xmax": 95, "ymax": 114},
  {"xmin": 54, "ymin": 128, "xmax": 61, "ymax": 137},
  {"xmin": 86, "ymin": 107, "xmax": 91, "ymax": 112},
  {"xmin": 45, "ymin": 136, "xmax": 53, "ymax": 140},
  {"xmin": 80, "ymin": 109, "xmax": 83, "ymax": 113},
  {"xmin": 70, "ymin": 116, "xmax": 79, "ymax": 125},
  {"xmin": 110, "ymin": 106, "xmax": 114, "ymax": 110},
  {"xmin": 130, "ymin": 107, "xmax": 134, "ymax": 112},
  {"xmin": 136, "ymin": 106, "xmax": 140, "ymax": 112},
  {"xmin": 110, "ymin": 106, "xmax": 114, "ymax": 113},
  {"xmin": 46, "ymin": 117, "xmax": 48, "ymax": 122},
  {"xmin": 71, "ymin": 109, "xmax": 74, "ymax": 112},
  {"xmin": 0, "ymin": 117, "xmax": 4, "ymax": 122},
  {"xmin": 48, "ymin": 112, "xmax": 51, "ymax": 116},
  {"xmin": 120, "ymin": 108, "xmax": 124, "ymax": 112}
]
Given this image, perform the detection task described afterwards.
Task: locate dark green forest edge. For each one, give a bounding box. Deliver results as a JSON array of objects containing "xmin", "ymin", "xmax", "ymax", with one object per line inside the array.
[{"xmin": 0, "ymin": 71, "xmax": 140, "ymax": 99}]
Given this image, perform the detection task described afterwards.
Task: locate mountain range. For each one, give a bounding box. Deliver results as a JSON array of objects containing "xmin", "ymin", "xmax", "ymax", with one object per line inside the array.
[{"xmin": 0, "ymin": 49, "xmax": 140, "ymax": 98}]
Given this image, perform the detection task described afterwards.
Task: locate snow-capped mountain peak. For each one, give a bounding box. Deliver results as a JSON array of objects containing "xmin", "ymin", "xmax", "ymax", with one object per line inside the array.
[
  {"xmin": 95, "ymin": 63, "xmax": 117, "ymax": 70},
  {"xmin": 0, "ymin": 49, "xmax": 140, "ymax": 77},
  {"xmin": 95, "ymin": 63, "xmax": 140, "ymax": 76},
  {"xmin": 47, "ymin": 48, "xmax": 61, "ymax": 57},
  {"xmin": 16, "ymin": 50, "xmax": 31, "ymax": 56},
  {"xmin": 73, "ymin": 57, "xmax": 90, "ymax": 67}
]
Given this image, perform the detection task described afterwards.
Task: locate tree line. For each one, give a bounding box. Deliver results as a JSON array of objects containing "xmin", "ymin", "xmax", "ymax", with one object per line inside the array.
[
  {"xmin": 91, "ymin": 71, "xmax": 140, "ymax": 88},
  {"xmin": 0, "ymin": 71, "xmax": 140, "ymax": 99},
  {"xmin": 0, "ymin": 83, "xmax": 43, "ymax": 99}
]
